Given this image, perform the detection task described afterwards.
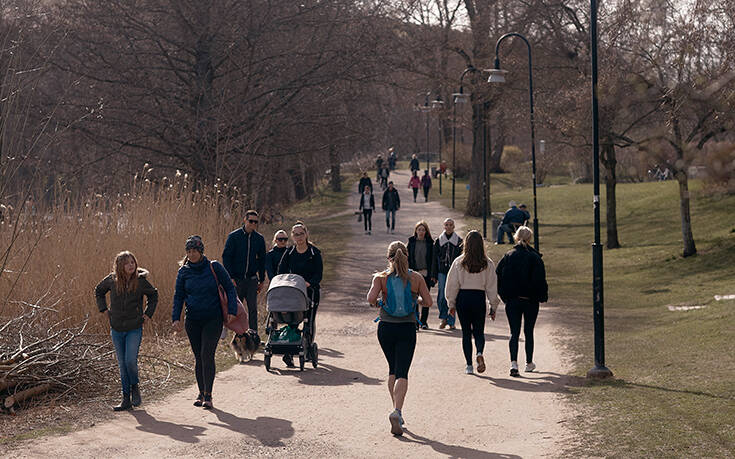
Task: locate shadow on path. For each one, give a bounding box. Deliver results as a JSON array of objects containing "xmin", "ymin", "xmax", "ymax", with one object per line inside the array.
[
  {"xmin": 399, "ymin": 429, "xmax": 522, "ymax": 458},
  {"xmin": 130, "ymin": 410, "xmax": 207, "ymax": 443},
  {"xmin": 270, "ymin": 362, "xmax": 382, "ymax": 387},
  {"xmin": 474, "ymin": 371, "xmax": 574, "ymax": 394},
  {"xmin": 209, "ymin": 408, "xmax": 294, "ymax": 447}
]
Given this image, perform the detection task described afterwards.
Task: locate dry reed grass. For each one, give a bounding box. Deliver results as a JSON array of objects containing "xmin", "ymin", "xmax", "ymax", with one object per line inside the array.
[{"xmin": 0, "ymin": 165, "xmax": 282, "ymax": 335}]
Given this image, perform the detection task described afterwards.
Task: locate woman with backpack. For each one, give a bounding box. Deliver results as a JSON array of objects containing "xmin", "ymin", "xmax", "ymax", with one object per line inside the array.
[
  {"xmin": 172, "ymin": 235, "xmax": 238, "ymax": 409},
  {"xmin": 445, "ymin": 230, "xmax": 500, "ymax": 374},
  {"xmin": 495, "ymin": 226, "xmax": 548, "ymax": 377},
  {"xmin": 95, "ymin": 251, "xmax": 158, "ymax": 411},
  {"xmin": 367, "ymin": 241, "xmax": 432, "ymax": 436}
]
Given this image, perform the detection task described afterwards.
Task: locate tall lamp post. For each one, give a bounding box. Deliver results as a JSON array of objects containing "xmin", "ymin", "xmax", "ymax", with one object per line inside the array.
[
  {"xmin": 587, "ymin": 0, "xmax": 613, "ymax": 379},
  {"xmin": 418, "ymin": 92, "xmax": 443, "ymax": 183},
  {"xmin": 487, "ymin": 32, "xmax": 540, "ymax": 251},
  {"xmin": 432, "ymin": 96, "xmax": 444, "ymax": 195},
  {"xmin": 451, "ymin": 67, "xmax": 475, "ymax": 209}
]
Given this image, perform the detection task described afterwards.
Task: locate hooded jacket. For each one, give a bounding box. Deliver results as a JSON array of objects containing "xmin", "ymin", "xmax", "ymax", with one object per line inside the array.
[
  {"xmin": 95, "ymin": 268, "xmax": 158, "ymax": 332},
  {"xmin": 172, "ymin": 257, "xmax": 238, "ymax": 322},
  {"xmin": 382, "ymin": 188, "xmax": 400, "ymax": 211},
  {"xmin": 359, "ymin": 193, "xmax": 375, "ymax": 211},
  {"xmin": 432, "ymin": 231, "xmax": 463, "ymax": 275},
  {"xmin": 277, "ymin": 243, "xmax": 323, "ymax": 289},
  {"xmin": 495, "ymin": 244, "xmax": 548, "ymax": 303}
]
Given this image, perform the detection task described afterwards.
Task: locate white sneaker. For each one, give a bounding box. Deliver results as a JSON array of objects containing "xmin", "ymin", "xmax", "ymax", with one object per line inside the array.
[
  {"xmin": 390, "ymin": 229, "xmax": 395, "ymax": 234},
  {"xmin": 465, "ymin": 365, "xmax": 473, "ymax": 374},
  {"xmin": 510, "ymin": 361, "xmax": 519, "ymax": 377},
  {"xmin": 525, "ymin": 362, "xmax": 536, "ymax": 372}
]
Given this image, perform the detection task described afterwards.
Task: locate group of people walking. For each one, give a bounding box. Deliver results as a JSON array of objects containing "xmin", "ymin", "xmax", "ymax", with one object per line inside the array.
[
  {"xmin": 95, "ymin": 211, "xmax": 323, "ymax": 411},
  {"xmin": 368, "ymin": 223, "xmax": 548, "ymax": 436}
]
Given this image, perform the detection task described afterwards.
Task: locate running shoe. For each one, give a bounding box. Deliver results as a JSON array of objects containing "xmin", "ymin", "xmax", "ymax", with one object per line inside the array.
[
  {"xmin": 389, "ymin": 410, "xmax": 403, "ymax": 436},
  {"xmin": 465, "ymin": 365, "xmax": 473, "ymax": 374},
  {"xmin": 476, "ymin": 355, "xmax": 486, "ymax": 373},
  {"xmin": 510, "ymin": 361, "xmax": 520, "ymax": 377},
  {"xmin": 525, "ymin": 362, "xmax": 536, "ymax": 372}
]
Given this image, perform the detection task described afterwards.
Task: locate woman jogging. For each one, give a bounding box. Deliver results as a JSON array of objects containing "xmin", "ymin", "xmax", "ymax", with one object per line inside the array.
[
  {"xmin": 408, "ymin": 171, "xmax": 421, "ymax": 203},
  {"xmin": 367, "ymin": 241, "xmax": 431, "ymax": 436},
  {"xmin": 495, "ymin": 226, "xmax": 548, "ymax": 377},
  {"xmin": 172, "ymin": 235, "xmax": 238, "ymax": 409},
  {"xmin": 277, "ymin": 221, "xmax": 323, "ymax": 367},
  {"xmin": 407, "ymin": 221, "xmax": 434, "ymax": 329},
  {"xmin": 95, "ymin": 251, "xmax": 158, "ymax": 411},
  {"xmin": 265, "ymin": 230, "xmax": 289, "ymax": 281},
  {"xmin": 445, "ymin": 230, "xmax": 499, "ymax": 374}
]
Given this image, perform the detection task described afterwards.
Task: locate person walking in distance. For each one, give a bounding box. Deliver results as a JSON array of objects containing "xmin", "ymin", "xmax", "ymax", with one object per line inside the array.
[
  {"xmin": 409, "ymin": 154, "xmax": 420, "ymax": 174},
  {"xmin": 95, "ymin": 251, "xmax": 158, "ymax": 411},
  {"xmin": 407, "ymin": 221, "xmax": 435, "ymax": 329},
  {"xmin": 496, "ymin": 226, "xmax": 548, "ymax": 377},
  {"xmin": 432, "ymin": 218, "xmax": 462, "ymax": 330},
  {"xmin": 420, "ymin": 170, "xmax": 432, "ymax": 202},
  {"xmin": 359, "ymin": 186, "xmax": 375, "ymax": 235},
  {"xmin": 382, "ymin": 181, "xmax": 400, "ymax": 234},
  {"xmin": 265, "ymin": 230, "xmax": 289, "ymax": 281},
  {"xmin": 445, "ymin": 231, "xmax": 499, "ymax": 374},
  {"xmin": 367, "ymin": 241, "xmax": 432, "ymax": 436},
  {"xmin": 408, "ymin": 171, "xmax": 421, "ymax": 203},
  {"xmin": 358, "ymin": 171, "xmax": 373, "ymax": 194},
  {"xmin": 223, "ymin": 210, "xmax": 266, "ymax": 340},
  {"xmin": 173, "ymin": 236, "xmax": 238, "ymax": 409}
]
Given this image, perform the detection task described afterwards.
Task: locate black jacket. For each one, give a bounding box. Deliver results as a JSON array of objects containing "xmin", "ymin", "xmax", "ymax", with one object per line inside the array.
[
  {"xmin": 496, "ymin": 244, "xmax": 548, "ymax": 303},
  {"xmin": 408, "ymin": 235, "xmax": 434, "ymax": 279},
  {"xmin": 265, "ymin": 246, "xmax": 288, "ymax": 281},
  {"xmin": 409, "ymin": 158, "xmax": 420, "ymax": 171},
  {"xmin": 95, "ymin": 268, "xmax": 158, "ymax": 332},
  {"xmin": 358, "ymin": 177, "xmax": 373, "ymax": 193},
  {"xmin": 359, "ymin": 193, "xmax": 375, "ymax": 211},
  {"xmin": 382, "ymin": 188, "xmax": 400, "ymax": 211},
  {"xmin": 432, "ymin": 233, "xmax": 463, "ymax": 275},
  {"xmin": 222, "ymin": 228, "xmax": 266, "ymax": 281},
  {"xmin": 277, "ymin": 244, "xmax": 323, "ymax": 289}
]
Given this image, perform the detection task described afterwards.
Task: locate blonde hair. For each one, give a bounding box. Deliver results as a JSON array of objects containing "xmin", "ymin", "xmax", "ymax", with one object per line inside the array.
[
  {"xmin": 272, "ymin": 229, "xmax": 288, "ymax": 247},
  {"xmin": 514, "ymin": 226, "xmax": 533, "ymax": 246},
  {"xmin": 385, "ymin": 241, "xmax": 409, "ymax": 283},
  {"xmin": 113, "ymin": 251, "xmax": 139, "ymax": 294}
]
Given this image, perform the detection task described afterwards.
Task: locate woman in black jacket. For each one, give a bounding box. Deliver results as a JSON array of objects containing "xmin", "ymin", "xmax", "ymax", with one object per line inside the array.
[
  {"xmin": 265, "ymin": 230, "xmax": 289, "ymax": 281},
  {"xmin": 407, "ymin": 221, "xmax": 434, "ymax": 329},
  {"xmin": 95, "ymin": 251, "xmax": 158, "ymax": 411},
  {"xmin": 495, "ymin": 226, "xmax": 548, "ymax": 377},
  {"xmin": 277, "ymin": 221, "xmax": 323, "ymax": 367}
]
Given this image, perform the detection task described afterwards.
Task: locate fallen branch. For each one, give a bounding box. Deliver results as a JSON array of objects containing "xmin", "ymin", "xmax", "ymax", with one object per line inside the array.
[{"xmin": 4, "ymin": 383, "xmax": 52, "ymax": 409}]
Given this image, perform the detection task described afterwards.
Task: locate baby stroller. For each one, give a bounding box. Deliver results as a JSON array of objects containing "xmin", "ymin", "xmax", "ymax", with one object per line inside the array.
[{"xmin": 263, "ymin": 274, "xmax": 318, "ymax": 371}]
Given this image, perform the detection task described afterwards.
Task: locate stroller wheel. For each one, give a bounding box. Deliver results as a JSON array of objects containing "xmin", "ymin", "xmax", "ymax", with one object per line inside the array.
[
  {"xmin": 311, "ymin": 343, "xmax": 318, "ymax": 368},
  {"xmin": 264, "ymin": 354, "xmax": 271, "ymax": 372},
  {"xmin": 299, "ymin": 354, "xmax": 305, "ymax": 372}
]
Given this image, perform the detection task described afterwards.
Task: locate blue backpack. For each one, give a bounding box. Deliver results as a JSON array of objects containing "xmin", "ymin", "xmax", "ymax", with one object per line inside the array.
[{"xmin": 381, "ymin": 272, "xmax": 416, "ymax": 318}]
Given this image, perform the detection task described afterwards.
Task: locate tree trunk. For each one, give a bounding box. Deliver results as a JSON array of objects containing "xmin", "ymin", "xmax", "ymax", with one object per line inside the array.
[
  {"xmin": 489, "ymin": 117, "xmax": 505, "ymax": 172},
  {"xmin": 601, "ymin": 141, "xmax": 620, "ymax": 249},
  {"xmin": 329, "ymin": 145, "xmax": 341, "ymax": 192},
  {"xmin": 676, "ymin": 170, "xmax": 697, "ymax": 257},
  {"xmin": 466, "ymin": 101, "xmax": 486, "ymax": 216}
]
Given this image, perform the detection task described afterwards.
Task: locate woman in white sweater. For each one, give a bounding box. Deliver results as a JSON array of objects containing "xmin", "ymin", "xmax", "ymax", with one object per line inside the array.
[{"xmin": 445, "ymin": 230, "xmax": 500, "ymax": 374}]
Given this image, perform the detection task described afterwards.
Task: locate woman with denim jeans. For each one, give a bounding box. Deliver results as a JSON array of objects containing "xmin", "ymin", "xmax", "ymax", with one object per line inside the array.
[{"xmin": 95, "ymin": 251, "xmax": 158, "ymax": 411}]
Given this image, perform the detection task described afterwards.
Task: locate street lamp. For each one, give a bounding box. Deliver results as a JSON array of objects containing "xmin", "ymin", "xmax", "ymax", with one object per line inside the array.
[
  {"xmin": 451, "ymin": 68, "xmax": 474, "ymax": 209},
  {"xmin": 488, "ymin": 32, "xmax": 540, "ymax": 252},
  {"xmin": 588, "ymin": 0, "xmax": 613, "ymax": 379},
  {"xmin": 432, "ymin": 96, "xmax": 445, "ymax": 195},
  {"xmin": 418, "ymin": 93, "xmax": 432, "ymax": 173}
]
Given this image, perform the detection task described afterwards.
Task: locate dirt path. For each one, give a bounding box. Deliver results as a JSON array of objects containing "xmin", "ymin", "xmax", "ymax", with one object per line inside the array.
[{"xmin": 15, "ymin": 170, "xmax": 571, "ymax": 458}]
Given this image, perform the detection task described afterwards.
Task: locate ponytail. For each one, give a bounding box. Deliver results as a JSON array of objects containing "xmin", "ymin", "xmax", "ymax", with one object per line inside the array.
[{"xmin": 386, "ymin": 241, "xmax": 410, "ymax": 284}]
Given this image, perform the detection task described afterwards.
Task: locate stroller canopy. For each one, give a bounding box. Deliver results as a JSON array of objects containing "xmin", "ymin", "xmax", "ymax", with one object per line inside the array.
[{"xmin": 267, "ymin": 274, "xmax": 309, "ymax": 312}]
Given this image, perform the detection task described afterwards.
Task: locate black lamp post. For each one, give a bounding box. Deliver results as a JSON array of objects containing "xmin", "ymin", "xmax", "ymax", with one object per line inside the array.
[
  {"xmin": 587, "ymin": 0, "xmax": 613, "ymax": 379},
  {"xmin": 488, "ymin": 32, "xmax": 540, "ymax": 251},
  {"xmin": 451, "ymin": 67, "xmax": 474, "ymax": 209},
  {"xmin": 419, "ymin": 93, "xmax": 431, "ymax": 173},
  {"xmin": 432, "ymin": 96, "xmax": 444, "ymax": 195}
]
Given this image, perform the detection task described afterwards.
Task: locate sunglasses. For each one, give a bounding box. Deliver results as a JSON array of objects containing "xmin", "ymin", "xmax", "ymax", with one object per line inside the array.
[
  {"xmin": 276, "ymin": 237, "xmax": 288, "ymax": 242},
  {"xmin": 247, "ymin": 219, "xmax": 259, "ymax": 224}
]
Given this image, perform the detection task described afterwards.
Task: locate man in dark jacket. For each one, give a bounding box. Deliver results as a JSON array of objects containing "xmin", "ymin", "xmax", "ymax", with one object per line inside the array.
[
  {"xmin": 431, "ymin": 218, "xmax": 462, "ymax": 329},
  {"xmin": 497, "ymin": 201, "xmax": 529, "ymax": 244},
  {"xmin": 223, "ymin": 210, "xmax": 266, "ymax": 336},
  {"xmin": 381, "ymin": 181, "xmax": 400, "ymax": 234},
  {"xmin": 358, "ymin": 172, "xmax": 373, "ymax": 194}
]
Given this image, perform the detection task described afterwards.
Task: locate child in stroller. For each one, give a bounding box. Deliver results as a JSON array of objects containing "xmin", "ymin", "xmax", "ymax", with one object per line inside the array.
[{"xmin": 263, "ymin": 273, "xmax": 318, "ymax": 371}]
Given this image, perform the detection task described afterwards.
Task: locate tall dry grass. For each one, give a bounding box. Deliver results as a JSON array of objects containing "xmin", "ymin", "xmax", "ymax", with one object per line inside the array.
[{"xmin": 0, "ymin": 166, "xmax": 281, "ymax": 335}]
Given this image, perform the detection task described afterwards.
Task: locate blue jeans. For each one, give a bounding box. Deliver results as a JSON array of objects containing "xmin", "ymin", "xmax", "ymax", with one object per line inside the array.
[
  {"xmin": 496, "ymin": 223, "xmax": 515, "ymax": 244},
  {"xmin": 385, "ymin": 210, "xmax": 396, "ymax": 230},
  {"xmin": 111, "ymin": 327, "xmax": 142, "ymax": 394},
  {"xmin": 436, "ymin": 273, "xmax": 456, "ymax": 326}
]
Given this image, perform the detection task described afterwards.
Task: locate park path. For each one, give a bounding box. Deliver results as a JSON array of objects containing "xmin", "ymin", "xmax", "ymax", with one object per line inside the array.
[{"xmin": 14, "ymin": 169, "xmax": 572, "ymax": 458}]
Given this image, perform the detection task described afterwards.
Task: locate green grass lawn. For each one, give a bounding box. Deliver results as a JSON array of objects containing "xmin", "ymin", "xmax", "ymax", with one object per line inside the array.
[{"xmin": 437, "ymin": 172, "xmax": 735, "ymax": 457}]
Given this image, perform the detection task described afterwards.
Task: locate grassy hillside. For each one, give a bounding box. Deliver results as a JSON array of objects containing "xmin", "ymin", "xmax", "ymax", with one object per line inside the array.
[{"xmin": 437, "ymin": 172, "xmax": 735, "ymax": 457}]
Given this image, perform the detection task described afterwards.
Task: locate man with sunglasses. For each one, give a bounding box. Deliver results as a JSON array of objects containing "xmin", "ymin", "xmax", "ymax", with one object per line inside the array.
[{"xmin": 223, "ymin": 210, "xmax": 266, "ymax": 339}]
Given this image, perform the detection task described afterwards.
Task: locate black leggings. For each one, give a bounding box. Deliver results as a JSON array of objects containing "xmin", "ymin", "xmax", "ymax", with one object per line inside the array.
[
  {"xmin": 412, "ymin": 188, "xmax": 419, "ymax": 201},
  {"xmin": 456, "ymin": 290, "xmax": 486, "ymax": 366},
  {"xmin": 363, "ymin": 209, "xmax": 372, "ymax": 231},
  {"xmin": 418, "ymin": 275, "xmax": 432, "ymax": 326},
  {"xmin": 185, "ymin": 315, "xmax": 223, "ymax": 395},
  {"xmin": 505, "ymin": 298, "xmax": 540, "ymax": 363},
  {"xmin": 377, "ymin": 321, "xmax": 416, "ymax": 379},
  {"xmin": 423, "ymin": 186, "xmax": 430, "ymax": 201}
]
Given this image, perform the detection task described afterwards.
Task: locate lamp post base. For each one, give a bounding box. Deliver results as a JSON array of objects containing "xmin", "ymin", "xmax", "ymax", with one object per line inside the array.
[{"xmin": 586, "ymin": 365, "xmax": 613, "ymax": 379}]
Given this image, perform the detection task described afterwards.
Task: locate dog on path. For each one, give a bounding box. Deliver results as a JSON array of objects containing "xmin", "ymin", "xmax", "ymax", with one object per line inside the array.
[{"xmin": 230, "ymin": 329, "xmax": 260, "ymax": 363}]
